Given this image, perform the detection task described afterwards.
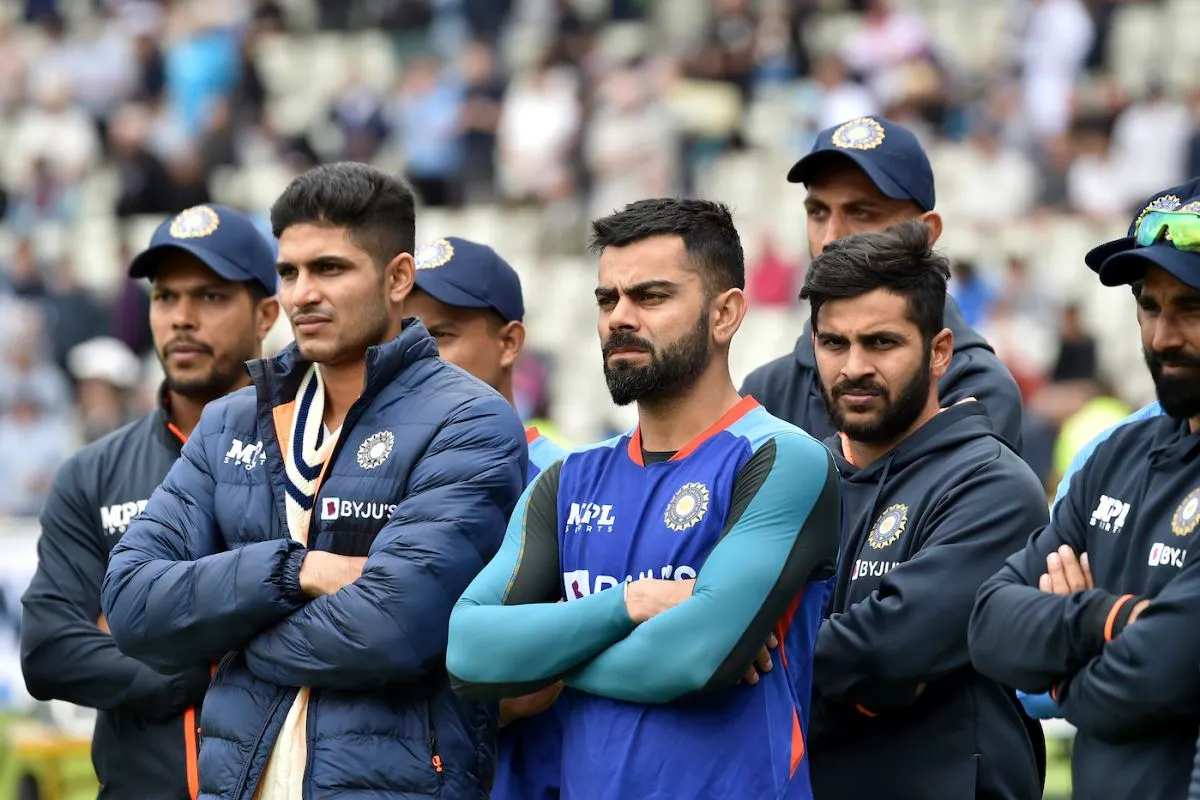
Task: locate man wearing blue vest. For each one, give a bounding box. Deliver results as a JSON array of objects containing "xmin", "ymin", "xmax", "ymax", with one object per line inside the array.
[
  {"xmin": 447, "ymin": 198, "xmax": 841, "ymax": 800},
  {"xmin": 405, "ymin": 236, "xmax": 568, "ymax": 800}
]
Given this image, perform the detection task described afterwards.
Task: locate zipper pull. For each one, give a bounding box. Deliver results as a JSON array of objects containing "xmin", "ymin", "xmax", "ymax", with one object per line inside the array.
[{"xmin": 432, "ymin": 754, "xmax": 443, "ymax": 774}]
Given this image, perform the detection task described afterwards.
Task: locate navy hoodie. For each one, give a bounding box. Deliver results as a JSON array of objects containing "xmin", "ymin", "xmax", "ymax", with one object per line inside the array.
[
  {"xmin": 809, "ymin": 403, "xmax": 1046, "ymax": 800},
  {"xmin": 970, "ymin": 415, "xmax": 1200, "ymax": 800},
  {"xmin": 740, "ymin": 296, "xmax": 1025, "ymax": 453}
]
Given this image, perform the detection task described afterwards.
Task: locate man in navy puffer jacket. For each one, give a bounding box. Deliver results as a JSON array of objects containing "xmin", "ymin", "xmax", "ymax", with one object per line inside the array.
[{"xmin": 101, "ymin": 162, "xmax": 527, "ymax": 800}]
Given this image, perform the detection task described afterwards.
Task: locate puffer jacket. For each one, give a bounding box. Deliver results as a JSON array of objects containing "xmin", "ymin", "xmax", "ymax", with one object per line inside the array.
[{"xmin": 101, "ymin": 320, "xmax": 527, "ymax": 800}]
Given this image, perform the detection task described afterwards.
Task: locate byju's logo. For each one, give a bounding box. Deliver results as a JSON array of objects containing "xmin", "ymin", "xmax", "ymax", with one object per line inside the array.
[
  {"xmin": 565, "ymin": 502, "xmax": 616, "ymax": 534},
  {"xmin": 563, "ymin": 564, "xmax": 697, "ymax": 600},
  {"xmin": 320, "ymin": 497, "xmax": 398, "ymax": 522},
  {"xmin": 1089, "ymin": 494, "xmax": 1130, "ymax": 534},
  {"xmin": 224, "ymin": 438, "xmax": 266, "ymax": 471}
]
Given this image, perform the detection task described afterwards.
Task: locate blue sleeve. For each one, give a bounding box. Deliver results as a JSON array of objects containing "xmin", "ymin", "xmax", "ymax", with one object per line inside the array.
[
  {"xmin": 100, "ymin": 407, "xmax": 309, "ymax": 673},
  {"xmin": 243, "ymin": 395, "xmax": 526, "ymax": 690},
  {"xmin": 447, "ymin": 461, "xmax": 641, "ymax": 699},
  {"xmin": 968, "ymin": 452, "xmax": 1129, "ymax": 692},
  {"xmin": 815, "ymin": 457, "xmax": 1048, "ymax": 712},
  {"xmin": 564, "ymin": 434, "xmax": 841, "ymax": 704},
  {"xmin": 1052, "ymin": 402, "xmax": 1162, "ymax": 514},
  {"xmin": 1054, "ymin": 546, "xmax": 1200, "ymax": 741}
]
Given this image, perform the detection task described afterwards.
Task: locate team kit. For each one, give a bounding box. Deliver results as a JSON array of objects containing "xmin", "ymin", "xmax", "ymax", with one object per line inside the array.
[{"xmin": 20, "ymin": 116, "xmax": 1200, "ymax": 800}]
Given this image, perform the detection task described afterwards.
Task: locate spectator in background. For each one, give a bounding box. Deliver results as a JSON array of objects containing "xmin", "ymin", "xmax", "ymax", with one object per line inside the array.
[
  {"xmin": 66, "ymin": 336, "xmax": 143, "ymax": 443},
  {"xmin": 162, "ymin": 3, "xmax": 240, "ymax": 141},
  {"xmin": 1067, "ymin": 115, "xmax": 1139, "ymax": 222},
  {"xmin": 458, "ymin": 40, "xmax": 506, "ymax": 203},
  {"xmin": 948, "ymin": 260, "xmax": 996, "ymax": 330},
  {"xmin": 791, "ymin": 54, "xmax": 878, "ymax": 155},
  {"xmin": 497, "ymin": 53, "xmax": 582, "ymax": 206},
  {"xmin": 0, "ymin": 392, "xmax": 72, "ymax": 516},
  {"xmin": 391, "ymin": 55, "xmax": 464, "ymax": 207},
  {"xmin": 1014, "ymin": 0, "xmax": 1094, "ymax": 142},
  {"xmin": 1112, "ymin": 80, "xmax": 1190, "ymax": 201},
  {"xmin": 329, "ymin": 70, "xmax": 389, "ymax": 164}
]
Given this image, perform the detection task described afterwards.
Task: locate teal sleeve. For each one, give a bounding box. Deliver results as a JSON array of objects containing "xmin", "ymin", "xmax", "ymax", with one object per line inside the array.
[
  {"xmin": 564, "ymin": 434, "xmax": 841, "ymax": 704},
  {"xmin": 447, "ymin": 461, "xmax": 638, "ymax": 700}
]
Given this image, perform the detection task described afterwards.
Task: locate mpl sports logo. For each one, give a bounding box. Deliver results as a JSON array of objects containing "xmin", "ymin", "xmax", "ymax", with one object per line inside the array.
[
  {"xmin": 562, "ymin": 564, "xmax": 697, "ymax": 599},
  {"xmin": 224, "ymin": 438, "xmax": 266, "ymax": 471},
  {"xmin": 99, "ymin": 499, "xmax": 149, "ymax": 536},
  {"xmin": 564, "ymin": 502, "xmax": 616, "ymax": 534},
  {"xmin": 1089, "ymin": 494, "xmax": 1130, "ymax": 534},
  {"xmin": 320, "ymin": 497, "xmax": 398, "ymax": 522}
]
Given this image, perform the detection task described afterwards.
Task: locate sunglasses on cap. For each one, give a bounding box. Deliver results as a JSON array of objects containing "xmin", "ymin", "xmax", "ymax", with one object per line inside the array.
[{"xmin": 1135, "ymin": 210, "xmax": 1200, "ymax": 251}]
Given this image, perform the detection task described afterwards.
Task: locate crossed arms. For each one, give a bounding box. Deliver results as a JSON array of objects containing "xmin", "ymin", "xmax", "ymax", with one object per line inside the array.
[
  {"xmin": 101, "ymin": 396, "xmax": 526, "ymax": 689},
  {"xmin": 447, "ymin": 433, "xmax": 841, "ymax": 705}
]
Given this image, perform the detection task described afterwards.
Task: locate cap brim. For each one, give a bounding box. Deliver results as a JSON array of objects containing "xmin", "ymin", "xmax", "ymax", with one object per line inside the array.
[
  {"xmin": 1098, "ymin": 244, "xmax": 1200, "ymax": 289},
  {"xmin": 413, "ymin": 274, "xmax": 499, "ymax": 315},
  {"xmin": 786, "ymin": 149, "xmax": 913, "ymax": 204},
  {"xmin": 129, "ymin": 242, "xmax": 275, "ymax": 294},
  {"xmin": 1084, "ymin": 236, "xmax": 1134, "ymax": 273}
]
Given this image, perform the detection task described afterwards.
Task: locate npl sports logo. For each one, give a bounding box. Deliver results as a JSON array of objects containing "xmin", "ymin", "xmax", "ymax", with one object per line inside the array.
[
  {"xmin": 565, "ymin": 502, "xmax": 616, "ymax": 534},
  {"xmin": 320, "ymin": 497, "xmax": 398, "ymax": 522}
]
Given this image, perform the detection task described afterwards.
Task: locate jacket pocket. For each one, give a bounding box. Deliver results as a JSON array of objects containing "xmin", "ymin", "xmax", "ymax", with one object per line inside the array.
[
  {"xmin": 210, "ymin": 651, "xmax": 237, "ymax": 687},
  {"xmin": 425, "ymin": 697, "xmax": 444, "ymax": 788}
]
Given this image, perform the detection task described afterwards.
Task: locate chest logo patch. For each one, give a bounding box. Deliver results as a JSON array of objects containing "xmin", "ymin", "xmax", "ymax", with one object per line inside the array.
[
  {"xmin": 1171, "ymin": 487, "xmax": 1200, "ymax": 536},
  {"xmin": 357, "ymin": 430, "xmax": 394, "ymax": 470},
  {"xmin": 664, "ymin": 482, "xmax": 710, "ymax": 532},
  {"xmin": 868, "ymin": 503, "xmax": 908, "ymax": 550}
]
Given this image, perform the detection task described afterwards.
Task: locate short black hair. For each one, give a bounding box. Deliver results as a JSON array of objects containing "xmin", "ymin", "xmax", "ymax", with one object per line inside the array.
[
  {"xmin": 588, "ymin": 198, "xmax": 745, "ymax": 293},
  {"xmin": 269, "ymin": 162, "xmax": 416, "ymax": 267},
  {"xmin": 800, "ymin": 219, "xmax": 949, "ymax": 341}
]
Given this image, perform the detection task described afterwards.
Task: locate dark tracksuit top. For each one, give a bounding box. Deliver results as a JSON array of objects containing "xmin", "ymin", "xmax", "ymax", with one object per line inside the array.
[
  {"xmin": 810, "ymin": 403, "xmax": 1047, "ymax": 800},
  {"xmin": 448, "ymin": 398, "xmax": 842, "ymax": 800},
  {"xmin": 970, "ymin": 414, "xmax": 1200, "ymax": 800},
  {"xmin": 20, "ymin": 401, "xmax": 210, "ymax": 799},
  {"xmin": 740, "ymin": 296, "xmax": 1025, "ymax": 454}
]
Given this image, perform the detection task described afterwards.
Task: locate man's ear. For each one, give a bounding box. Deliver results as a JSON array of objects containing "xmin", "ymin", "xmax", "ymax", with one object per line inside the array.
[
  {"xmin": 710, "ymin": 288, "xmax": 747, "ymax": 348},
  {"xmin": 497, "ymin": 320, "xmax": 526, "ymax": 369},
  {"xmin": 387, "ymin": 253, "xmax": 415, "ymax": 305},
  {"xmin": 255, "ymin": 297, "xmax": 280, "ymax": 341},
  {"xmin": 920, "ymin": 211, "xmax": 944, "ymax": 247},
  {"xmin": 930, "ymin": 327, "xmax": 953, "ymax": 379}
]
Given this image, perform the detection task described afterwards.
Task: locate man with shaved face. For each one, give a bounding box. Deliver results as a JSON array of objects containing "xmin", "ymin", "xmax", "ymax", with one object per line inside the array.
[{"xmin": 740, "ymin": 115, "xmax": 1024, "ymax": 453}]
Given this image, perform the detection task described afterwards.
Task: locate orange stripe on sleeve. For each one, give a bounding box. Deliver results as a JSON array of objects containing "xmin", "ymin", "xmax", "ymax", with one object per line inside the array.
[
  {"xmin": 183, "ymin": 707, "xmax": 200, "ymax": 800},
  {"xmin": 1104, "ymin": 594, "xmax": 1134, "ymax": 642},
  {"xmin": 788, "ymin": 706, "xmax": 806, "ymax": 778}
]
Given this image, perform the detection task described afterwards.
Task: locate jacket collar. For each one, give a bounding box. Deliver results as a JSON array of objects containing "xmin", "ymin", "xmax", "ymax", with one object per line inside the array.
[{"xmin": 246, "ymin": 317, "xmax": 439, "ymax": 407}]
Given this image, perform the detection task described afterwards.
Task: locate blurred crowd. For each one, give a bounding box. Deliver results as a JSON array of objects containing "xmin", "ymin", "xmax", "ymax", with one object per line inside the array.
[{"xmin": 0, "ymin": 0, "xmax": 1197, "ymax": 516}]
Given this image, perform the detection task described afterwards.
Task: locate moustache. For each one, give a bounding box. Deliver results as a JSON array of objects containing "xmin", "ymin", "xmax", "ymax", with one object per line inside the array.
[
  {"xmin": 1147, "ymin": 348, "xmax": 1200, "ymax": 372},
  {"xmin": 603, "ymin": 332, "xmax": 654, "ymax": 360},
  {"xmin": 163, "ymin": 338, "xmax": 213, "ymax": 356},
  {"xmin": 832, "ymin": 379, "xmax": 886, "ymax": 398}
]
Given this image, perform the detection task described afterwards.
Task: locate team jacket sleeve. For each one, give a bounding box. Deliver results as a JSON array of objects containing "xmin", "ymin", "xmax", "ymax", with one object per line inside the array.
[
  {"xmin": 564, "ymin": 434, "xmax": 841, "ymax": 704},
  {"xmin": 101, "ymin": 407, "xmax": 310, "ymax": 673},
  {"xmin": 814, "ymin": 458, "xmax": 1049, "ymax": 712},
  {"xmin": 968, "ymin": 455, "xmax": 1134, "ymax": 692},
  {"xmin": 447, "ymin": 460, "xmax": 641, "ymax": 700},
  {"xmin": 938, "ymin": 349, "xmax": 1024, "ymax": 454},
  {"xmin": 1052, "ymin": 548, "xmax": 1200, "ymax": 742},
  {"xmin": 243, "ymin": 395, "xmax": 527, "ymax": 690},
  {"xmin": 21, "ymin": 458, "xmax": 208, "ymax": 718}
]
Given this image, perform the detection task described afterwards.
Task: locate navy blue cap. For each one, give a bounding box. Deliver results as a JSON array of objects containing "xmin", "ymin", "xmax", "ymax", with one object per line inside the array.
[
  {"xmin": 128, "ymin": 204, "xmax": 278, "ymax": 296},
  {"xmin": 1085, "ymin": 178, "xmax": 1200, "ymax": 289},
  {"xmin": 412, "ymin": 237, "xmax": 524, "ymax": 322},
  {"xmin": 787, "ymin": 116, "xmax": 936, "ymax": 212}
]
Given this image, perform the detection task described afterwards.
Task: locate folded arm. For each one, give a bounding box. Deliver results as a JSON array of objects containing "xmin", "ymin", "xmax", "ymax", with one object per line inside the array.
[
  {"xmin": 244, "ymin": 395, "xmax": 527, "ymax": 689},
  {"xmin": 22, "ymin": 458, "xmax": 207, "ymax": 718},
  {"xmin": 101, "ymin": 409, "xmax": 309, "ymax": 673},
  {"xmin": 1054, "ymin": 550, "xmax": 1200, "ymax": 742},
  {"xmin": 565, "ymin": 433, "xmax": 840, "ymax": 704},
  {"xmin": 816, "ymin": 459, "xmax": 1049, "ymax": 711},
  {"xmin": 448, "ymin": 460, "xmax": 639, "ymax": 700}
]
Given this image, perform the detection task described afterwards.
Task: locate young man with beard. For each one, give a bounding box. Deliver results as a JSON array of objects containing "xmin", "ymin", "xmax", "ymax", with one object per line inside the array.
[
  {"xmin": 20, "ymin": 204, "xmax": 280, "ymax": 800},
  {"xmin": 970, "ymin": 183, "xmax": 1200, "ymax": 800},
  {"xmin": 804, "ymin": 220, "xmax": 1047, "ymax": 800},
  {"xmin": 740, "ymin": 115, "xmax": 1023, "ymax": 452},
  {"xmin": 447, "ymin": 198, "xmax": 841, "ymax": 800},
  {"xmin": 100, "ymin": 163, "xmax": 527, "ymax": 800},
  {"xmin": 404, "ymin": 236, "xmax": 569, "ymax": 800}
]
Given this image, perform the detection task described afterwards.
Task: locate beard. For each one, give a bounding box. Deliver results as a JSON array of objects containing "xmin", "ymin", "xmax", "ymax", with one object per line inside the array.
[
  {"xmin": 158, "ymin": 341, "xmax": 252, "ymax": 403},
  {"xmin": 822, "ymin": 351, "xmax": 932, "ymax": 446},
  {"xmin": 602, "ymin": 313, "xmax": 710, "ymax": 406},
  {"xmin": 1146, "ymin": 346, "xmax": 1200, "ymax": 420}
]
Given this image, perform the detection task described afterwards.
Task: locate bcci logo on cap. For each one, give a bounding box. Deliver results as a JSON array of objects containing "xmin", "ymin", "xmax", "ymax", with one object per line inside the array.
[
  {"xmin": 664, "ymin": 482, "xmax": 709, "ymax": 532},
  {"xmin": 868, "ymin": 503, "xmax": 908, "ymax": 549},
  {"xmin": 831, "ymin": 117, "xmax": 885, "ymax": 151},
  {"xmin": 169, "ymin": 205, "xmax": 220, "ymax": 239},
  {"xmin": 415, "ymin": 238, "xmax": 455, "ymax": 270},
  {"xmin": 1171, "ymin": 487, "xmax": 1200, "ymax": 536}
]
